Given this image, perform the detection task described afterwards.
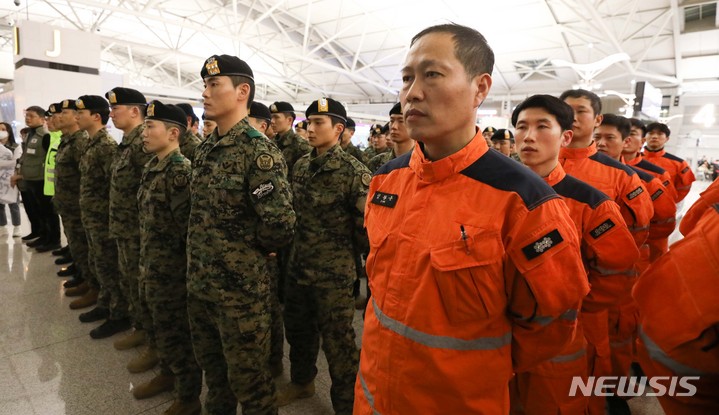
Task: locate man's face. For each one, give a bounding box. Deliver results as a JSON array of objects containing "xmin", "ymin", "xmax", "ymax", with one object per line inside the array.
[
  {"xmin": 270, "ymin": 113, "xmax": 293, "ymax": 134},
  {"xmin": 389, "ymin": 114, "xmax": 409, "ymax": 145},
  {"xmin": 400, "ymin": 32, "xmax": 490, "ymax": 144},
  {"xmin": 340, "ymin": 128, "xmax": 354, "ymax": 145},
  {"xmin": 296, "ymin": 126, "xmax": 308, "ymax": 140},
  {"xmin": 514, "ymin": 107, "xmax": 571, "ymax": 170},
  {"xmin": 25, "ymin": 111, "xmax": 44, "ymax": 128},
  {"xmin": 75, "ymin": 109, "xmax": 95, "ymax": 131},
  {"xmin": 60, "ymin": 110, "xmax": 78, "ymax": 130},
  {"xmin": 248, "ymin": 117, "xmax": 268, "ymax": 135},
  {"xmin": 594, "ymin": 125, "xmax": 625, "ymax": 159},
  {"xmin": 202, "ymin": 76, "xmax": 242, "ymax": 121},
  {"xmin": 109, "ymin": 105, "xmax": 135, "ymax": 130},
  {"xmin": 625, "ymin": 126, "xmax": 645, "ymax": 155},
  {"xmin": 202, "ymin": 119, "xmax": 217, "ymax": 137},
  {"xmin": 374, "ymin": 133, "xmax": 388, "ymax": 150},
  {"xmin": 307, "ymin": 115, "xmax": 341, "ymax": 151},
  {"xmin": 563, "ymin": 97, "xmax": 601, "ymax": 142},
  {"xmin": 645, "ymin": 129, "xmax": 668, "ymax": 151},
  {"xmin": 142, "ymin": 120, "xmax": 174, "ymax": 153},
  {"xmin": 49, "ymin": 114, "xmax": 62, "ymax": 131},
  {"xmin": 492, "ymin": 139, "xmax": 512, "ymax": 156}
]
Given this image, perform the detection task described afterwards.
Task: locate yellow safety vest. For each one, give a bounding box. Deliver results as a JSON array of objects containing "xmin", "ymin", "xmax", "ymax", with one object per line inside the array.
[{"xmin": 44, "ymin": 131, "xmax": 62, "ymax": 196}]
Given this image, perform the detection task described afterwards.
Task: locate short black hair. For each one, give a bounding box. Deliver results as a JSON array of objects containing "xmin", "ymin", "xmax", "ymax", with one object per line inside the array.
[
  {"xmin": 229, "ymin": 75, "xmax": 255, "ymax": 109},
  {"xmin": 600, "ymin": 113, "xmax": 631, "ymax": 139},
  {"xmin": 90, "ymin": 108, "xmax": 110, "ymax": 125},
  {"xmin": 26, "ymin": 106, "xmax": 46, "ymax": 118},
  {"xmin": 511, "ymin": 94, "xmax": 574, "ymax": 132},
  {"xmin": 559, "ymin": 89, "xmax": 602, "ymax": 116},
  {"xmin": 411, "ymin": 23, "xmax": 494, "ymax": 78},
  {"xmin": 628, "ymin": 118, "xmax": 646, "ymax": 137},
  {"xmin": 162, "ymin": 121, "xmax": 187, "ymax": 137},
  {"xmin": 645, "ymin": 122, "xmax": 670, "ymax": 137}
]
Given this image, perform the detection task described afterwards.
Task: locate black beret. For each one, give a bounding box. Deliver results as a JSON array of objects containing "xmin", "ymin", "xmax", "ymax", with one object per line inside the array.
[
  {"xmin": 645, "ymin": 122, "xmax": 671, "ymax": 137},
  {"xmin": 105, "ymin": 87, "xmax": 146, "ymax": 106},
  {"xmin": 146, "ymin": 101, "xmax": 187, "ymax": 127},
  {"xmin": 201, "ymin": 54, "xmax": 254, "ymax": 80},
  {"xmin": 249, "ymin": 102, "xmax": 272, "ymax": 121},
  {"xmin": 305, "ymin": 97, "xmax": 346, "ymax": 123},
  {"xmin": 295, "ymin": 120, "xmax": 308, "ymax": 130},
  {"xmin": 491, "ymin": 129, "xmax": 514, "ymax": 142},
  {"xmin": 76, "ymin": 95, "xmax": 109, "ymax": 111},
  {"xmin": 483, "ymin": 126, "xmax": 497, "ymax": 134},
  {"xmin": 389, "ymin": 102, "xmax": 402, "ymax": 116},
  {"xmin": 270, "ymin": 101, "xmax": 295, "ymax": 114},
  {"xmin": 345, "ymin": 118, "xmax": 356, "ymax": 129},
  {"xmin": 176, "ymin": 103, "xmax": 195, "ymax": 118},
  {"xmin": 46, "ymin": 103, "xmax": 62, "ymax": 116},
  {"xmin": 61, "ymin": 99, "xmax": 78, "ymax": 111}
]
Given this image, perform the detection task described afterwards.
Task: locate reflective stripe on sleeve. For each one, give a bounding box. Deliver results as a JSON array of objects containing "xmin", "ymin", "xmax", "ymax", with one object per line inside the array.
[{"xmin": 638, "ymin": 326, "xmax": 706, "ymax": 376}]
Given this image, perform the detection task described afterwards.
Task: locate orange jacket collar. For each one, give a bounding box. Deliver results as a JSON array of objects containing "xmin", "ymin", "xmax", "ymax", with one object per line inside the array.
[
  {"xmin": 559, "ymin": 141, "xmax": 598, "ymax": 159},
  {"xmin": 543, "ymin": 163, "xmax": 567, "ymax": 187},
  {"xmin": 625, "ymin": 153, "xmax": 643, "ymax": 166},
  {"xmin": 409, "ymin": 129, "xmax": 488, "ymax": 183},
  {"xmin": 643, "ymin": 148, "xmax": 666, "ymax": 157}
]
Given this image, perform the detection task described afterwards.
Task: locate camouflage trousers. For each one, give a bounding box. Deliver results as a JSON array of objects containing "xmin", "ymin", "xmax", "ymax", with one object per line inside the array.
[
  {"xmin": 266, "ymin": 256, "xmax": 284, "ymax": 369},
  {"xmin": 84, "ymin": 223, "xmax": 127, "ymax": 319},
  {"xmin": 187, "ymin": 293, "xmax": 277, "ymax": 415},
  {"xmin": 141, "ymin": 280, "xmax": 201, "ymax": 401},
  {"xmin": 56, "ymin": 207, "xmax": 94, "ymax": 287},
  {"xmin": 117, "ymin": 237, "xmax": 152, "ymax": 330},
  {"xmin": 283, "ymin": 274, "xmax": 359, "ymax": 415}
]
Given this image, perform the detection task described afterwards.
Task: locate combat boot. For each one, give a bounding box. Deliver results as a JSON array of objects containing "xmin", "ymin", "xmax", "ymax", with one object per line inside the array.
[
  {"xmin": 276, "ymin": 381, "xmax": 315, "ymax": 406},
  {"xmin": 69, "ymin": 288, "xmax": 98, "ymax": 309},
  {"xmin": 114, "ymin": 329, "xmax": 146, "ymax": 350},
  {"xmin": 65, "ymin": 281, "xmax": 89, "ymax": 297},
  {"xmin": 132, "ymin": 373, "xmax": 174, "ymax": 399},
  {"xmin": 90, "ymin": 318, "xmax": 131, "ymax": 339},
  {"xmin": 79, "ymin": 307, "xmax": 109, "ymax": 323},
  {"xmin": 162, "ymin": 398, "xmax": 201, "ymax": 415},
  {"xmin": 127, "ymin": 346, "xmax": 159, "ymax": 373}
]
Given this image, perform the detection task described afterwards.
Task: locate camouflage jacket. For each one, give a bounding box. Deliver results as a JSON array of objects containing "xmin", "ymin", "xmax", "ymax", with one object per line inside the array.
[
  {"xmin": 180, "ymin": 130, "xmax": 202, "ymax": 164},
  {"xmin": 79, "ymin": 128, "xmax": 117, "ymax": 227},
  {"xmin": 363, "ymin": 146, "xmax": 390, "ymax": 167},
  {"xmin": 109, "ymin": 124, "xmax": 152, "ymax": 239},
  {"xmin": 138, "ymin": 148, "xmax": 192, "ymax": 283},
  {"xmin": 273, "ymin": 129, "xmax": 311, "ymax": 173},
  {"xmin": 367, "ymin": 149, "xmax": 397, "ymax": 174},
  {"xmin": 342, "ymin": 142, "xmax": 367, "ymax": 165},
  {"xmin": 54, "ymin": 129, "xmax": 89, "ymax": 211},
  {"xmin": 290, "ymin": 143, "xmax": 370, "ymax": 286},
  {"xmin": 187, "ymin": 118, "xmax": 296, "ymax": 302}
]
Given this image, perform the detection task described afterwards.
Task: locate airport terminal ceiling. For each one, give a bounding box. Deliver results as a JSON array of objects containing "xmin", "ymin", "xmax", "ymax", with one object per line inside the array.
[{"xmin": 0, "ymin": 0, "xmax": 718, "ymax": 146}]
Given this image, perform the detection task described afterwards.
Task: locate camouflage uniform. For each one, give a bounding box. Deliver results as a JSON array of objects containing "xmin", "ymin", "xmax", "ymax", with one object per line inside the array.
[
  {"xmin": 341, "ymin": 142, "xmax": 367, "ymax": 165},
  {"xmin": 109, "ymin": 124, "xmax": 153, "ymax": 331},
  {"xmin": 79, "ymin": 128, "xmax": 125, "ymax": 318},
  {"xmin": 54, "ymin": 130, "xmax": 93, "ymax": 286},
  {"xmin": 179, "ymin": 129, "xmax": 202, "ymax": 164},
  {"xmin": 511, "ymin": 152, "xmax": 522, "ymax": 163},
  {"xmin": 137, "ymin": 148, "xmax": 201, "ymax": 402},
  {"xmin": 187, "ymin": 118, "xmax": 296, "ymax": 415},
  {"xmin": 286, "ymin": 143, "xmax": 370, "ymax": 414},
  {"xmin": 363, "ymin": 146, "xmax": 390, "ymax": 168},
  {"xmin": 367, "ymin": 149, "xmax": 397, "ymax": 174},
  {"xmin": 273, "ymin": 129, "xmax": 311, "ymax": 173}
]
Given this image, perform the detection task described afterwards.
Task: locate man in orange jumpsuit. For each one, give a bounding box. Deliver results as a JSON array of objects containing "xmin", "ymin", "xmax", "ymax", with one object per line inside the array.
[
  {"xmin": 510, "ymin": 94, "xmax": 639, "ymax": 415},
  {"xmin": 633, "ymin": 205, "xmax": 719, "ymax": 415},
  {"xmin": 680, "ymin": 178, "xmax": 719, "ymax": 235},
  {"xmin": 559, "ymin": 89, "xmax": 654, "ymax": 415},
  {"xmin": 642, "ymin": 122, "xmax": 695, "ymax": 203},
  {"xmin": 354, "ymin": 24, "xmax": 589, "ymax": 415}
]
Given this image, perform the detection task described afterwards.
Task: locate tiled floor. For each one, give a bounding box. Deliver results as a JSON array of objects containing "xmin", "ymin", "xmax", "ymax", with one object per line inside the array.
[{"xmin": 0, "ymin": 179, "xmax": 709, "ymax": 414}]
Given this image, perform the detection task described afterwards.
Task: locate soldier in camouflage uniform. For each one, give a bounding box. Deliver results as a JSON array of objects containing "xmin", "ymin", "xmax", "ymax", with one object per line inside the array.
[
  {"xmin": 106, "ymin": 87, "xmax": 156, "ymax": 356},
  {"xmin": 269, "ymin": 101, "xmax": 311, "ymax": 172},
  {"xmin": 490, "ymin": 128, "xmax": 521, "ymax": 162},
  {"xmin": 202, "ymin": 113, "xmax": 216, "ymax": 139},
  {"xmin": 176, "ymin": 103, "xmax": 203, "ymax": 163},
  {"xmin": 294, "ymin": 120, "xmax": 308, "ymax": 140},
  {"xmin": 74, "ymin": 95, "xmax": 131, "ymax": 339},
  {"xmin": 339, "ymin": 118, "xmax": 366, "ymax": 165},
  {"xmin": 53, "ymin": 99, "xmax": 92, "ymax": 294},
  {"xmin": 277, "ymin": 98, "xmax": 370, "ymax": 415},
  {"xmin": 136, "ymin": 101, "xmax": 201, "ymax": 415},
  {"xmin": 187, "ymin": 55, "xmax": 296, "ymax": 415},
  {"xmin": 367, "ymin": 103, "xmax": 415, "ymax": 173}
]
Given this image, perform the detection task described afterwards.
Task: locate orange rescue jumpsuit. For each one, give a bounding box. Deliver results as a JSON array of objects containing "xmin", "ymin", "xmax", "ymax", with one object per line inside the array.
[
  {"xmin": 679, "ymin": 177, "xmax": 719, "ymax": 236},
  {"xmin": 633, "ymin": 204, "xmax": 719, "ymax": 415},
  {"xmin": 355, "ymin": 133, "xmax": 589, "ymax": 415},
  {"xmin": 559, "ymin": 142, "xmax": 654, "ymax": 415},
  {"xmin": 511, "ymin": 164, "xmax": 639, "ymax": 415},
  {"xmin": 643, "ymin": 148, "xmax": 695, "ymax": 202}
]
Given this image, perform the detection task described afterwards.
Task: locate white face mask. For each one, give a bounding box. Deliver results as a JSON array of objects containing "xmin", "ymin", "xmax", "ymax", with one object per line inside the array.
[{"xmin": 0, "ymin": 131, "xmax": 8, "ymax": 141}]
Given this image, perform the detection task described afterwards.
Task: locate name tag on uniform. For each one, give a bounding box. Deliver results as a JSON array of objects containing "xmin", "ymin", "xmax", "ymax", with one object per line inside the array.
[
  {"xmin": 26, "ymin": 148, "xmax": 36, "ymax": 155},
  {"xmin": 371, "ymin": 191, "xmax": 398, "ymax": 208}
]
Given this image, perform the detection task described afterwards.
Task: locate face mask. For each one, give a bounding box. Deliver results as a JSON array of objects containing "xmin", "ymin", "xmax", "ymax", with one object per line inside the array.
[{"xmin": 0, "ymin": 131, "xmax": 8, "ymax": 140}]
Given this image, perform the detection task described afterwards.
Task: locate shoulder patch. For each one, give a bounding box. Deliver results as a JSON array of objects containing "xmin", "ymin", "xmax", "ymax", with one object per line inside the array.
[
  {"xmin": 662, "ymin": 152, "xmax": 684, "ymax": 163},
  {"xmin": 651, "ymin": 188, "xmax": 664, "ymax": 201},
  {"xmin": 522, "ymin": 229, "xmax": 564, "ymax": 260},
  {"xmin": 361, "ymin": 173, "xmax": 371, "ymax": 186},
  {"xmin": 173, "ymin": 173, "xmax": 188, "ymax": 188},
  {"xmin": 553, "ymin": 174, "xmax": 610, "ymax": 209},
  {"xmin": 251, "ymin": 180, "xmax": 275, "ymax": 200},
  {"xmin": 636, "ymin": 159, "xmax": 666, "ymax": 175},
  {"xmin": 627, "ymin": 186, "xmax": 644, "ymax": 200},
  {"xmin": 461, "ymin": 150, "xmax": 559, "ymax": 210},
  {"xmin": 589, "ymin": 219, "xmax": 615, "ymax": 239},
  {"xmin": 628, "ymin": 165, "xmax": 654, "ymax": 183},
  {"xmin": 256, "ymin": 153, "xmax": 275, "ymax": 171},
  {"xmin": 681, "ymin": 166, "xmax": 690, "ymax": 174},
  {"xmin": 371, "ymin": 191, "xmax": 398, "ymax": 208}
]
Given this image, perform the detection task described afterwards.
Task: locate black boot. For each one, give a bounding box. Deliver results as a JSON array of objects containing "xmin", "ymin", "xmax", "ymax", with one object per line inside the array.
[
  {"xmin": 55, "ymin": 256, "xmax": 73, "ymax": 265},
  {"xmin": 79, "ymin": 307, "xmax": 109, "ymax": 323},
  {"xmin": 90, "ymin": 318, "xmax": 131, "ymax": 339},
  {"xmin": 57, "ymin": 264, "xmax": 77, "ymax": 277}
]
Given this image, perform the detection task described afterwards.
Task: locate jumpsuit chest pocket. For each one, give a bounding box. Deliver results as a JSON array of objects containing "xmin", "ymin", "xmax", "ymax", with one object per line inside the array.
[
  {"xmin": 430, "ymin": 234, "xmax": 506, "ymax": 325},
  {"xmin": 208, "ymin": 174, "xmax": 246, "ymax": 219}
]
